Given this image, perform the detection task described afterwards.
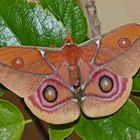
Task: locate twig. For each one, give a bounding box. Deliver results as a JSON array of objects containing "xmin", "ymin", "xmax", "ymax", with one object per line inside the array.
[{"xmin": 77, "ymin": 0, "xmax": 101, "ymax": 38}]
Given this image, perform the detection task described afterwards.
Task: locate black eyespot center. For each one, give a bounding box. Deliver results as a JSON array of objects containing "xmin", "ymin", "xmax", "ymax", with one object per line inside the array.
[
  {"xmin": 43, "ymin": 85, "xmax": 57, "ymax": 102},
  {"xmin": 99, "ymin": 75, "xmax": 114, "ymax": 93}
]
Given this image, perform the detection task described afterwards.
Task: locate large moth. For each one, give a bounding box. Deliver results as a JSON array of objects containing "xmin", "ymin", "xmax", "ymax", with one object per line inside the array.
[{"xmin": 0, "ymin": 24, "xmax": 140, "ymax": 124}]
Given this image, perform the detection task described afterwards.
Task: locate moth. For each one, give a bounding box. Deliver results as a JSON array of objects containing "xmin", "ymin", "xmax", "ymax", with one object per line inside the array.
[{"xmin": 0, "ymin": 23, "xmax": 140, "ymax": 124}]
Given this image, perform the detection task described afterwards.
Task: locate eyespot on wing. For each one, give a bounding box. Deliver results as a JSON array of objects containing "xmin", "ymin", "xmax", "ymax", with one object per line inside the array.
[
  {"xmin": 25, "ymin": 76, "xmax": 80, "ymax": 124},
  {"xmin": 81, "ymin": 67, "xmax": 132, "ymax": 118}
]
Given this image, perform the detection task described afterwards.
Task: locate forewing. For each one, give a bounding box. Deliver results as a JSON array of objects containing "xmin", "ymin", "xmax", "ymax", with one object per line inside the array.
[{"xmin": 0, "ymin": 47, "xmax": 53, "ymax": 97}]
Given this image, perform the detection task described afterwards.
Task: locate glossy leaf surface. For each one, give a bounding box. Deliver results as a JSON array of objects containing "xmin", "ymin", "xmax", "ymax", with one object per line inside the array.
[
  {"xmin": 0, "ymin": 100, "xmax": 25, "ymax": 140},
  {"xmin": 0, "ymin": 0, "xmax": 87, "ymax": 47}
]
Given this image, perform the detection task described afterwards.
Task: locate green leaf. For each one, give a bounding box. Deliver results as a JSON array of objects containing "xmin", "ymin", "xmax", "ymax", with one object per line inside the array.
[
  {"xmin": 0, "ymin": 0, "xmax": 87, "ymax": 47},
  {"xmin": 0, "ymin": 16, "xmax": 21, "ymax": 46},
  {"xmin": 49, "ymin": 124, "xmax": 74, "ymax": 140},
  {"xmin": 0, "ymin": 99, "xmax": 26, "ymax": 140},
  {"xmin": 132, "ymin": 71, "xmax": 140, "ymax": 93},
  {"xmin": 40, "ymin": 0, "xmax": 87, "ymax": 44},
  {"xmin": 75, "ymin": 100, "xmax": 140, "ymax": 140}
]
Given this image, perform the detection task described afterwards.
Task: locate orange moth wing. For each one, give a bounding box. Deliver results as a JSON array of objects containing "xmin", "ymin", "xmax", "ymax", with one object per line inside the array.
[
  {"xmin": 0, "ymin": 47, "xmax": 53, "ymax": 74},
  {"xmin": 95, "ymin": 24, "xmax": 140, "ymax": 65}
]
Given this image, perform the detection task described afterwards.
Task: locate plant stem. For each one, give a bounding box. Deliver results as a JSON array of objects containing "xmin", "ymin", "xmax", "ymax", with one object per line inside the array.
[
  {"xmin": 77, "ymin": 0, "xmax": 101, "ymax": 38},
  {"xmin": 25, "ymin": 119, "xmax": 33, "ymax": 125}
]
